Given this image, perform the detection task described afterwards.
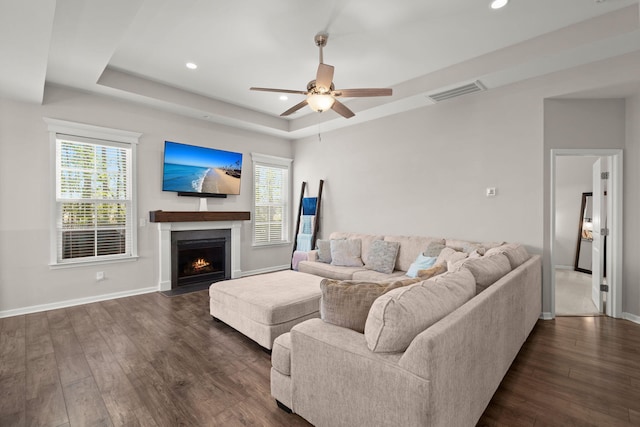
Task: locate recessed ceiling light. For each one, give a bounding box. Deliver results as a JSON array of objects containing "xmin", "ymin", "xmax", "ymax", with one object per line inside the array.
[
  {"xmin": 490, "ymin": 0, "xmax": 509, "ymax": 9},
  {"xmin": 279, "ymin": 95, "xmax": 288, "ymax": 101},
  {"xmin": 186, "ymin": 62, "xmax": 198, "ymax": 70}
]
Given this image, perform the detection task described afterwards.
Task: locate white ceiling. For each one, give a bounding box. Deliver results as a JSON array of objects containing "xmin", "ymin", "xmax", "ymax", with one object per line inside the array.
[{"xmin": 2, "ymin": 0, "xmax": 639, "ymax": 139}]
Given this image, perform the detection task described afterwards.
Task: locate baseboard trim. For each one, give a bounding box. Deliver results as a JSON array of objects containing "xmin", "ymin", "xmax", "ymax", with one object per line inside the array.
[
  {"xmin": 622, "ymin": 312, "xmax": 640, "ymax": 325},
  {"xmin": 0, "ymin": 287, "xmax": 157, "ymax": 319},
  {"xmin": 540, "ymin": 312, "xmax": 554, "ymax": 320},
  {"xmin": 241, "ymin": 265, "xmax": 290, "ymax": 277}
]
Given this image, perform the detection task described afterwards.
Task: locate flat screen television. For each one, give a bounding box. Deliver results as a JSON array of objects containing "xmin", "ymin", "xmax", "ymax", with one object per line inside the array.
[{"xmin": 162, "ymin": 141, "xmax": 243, "ymax": 197}]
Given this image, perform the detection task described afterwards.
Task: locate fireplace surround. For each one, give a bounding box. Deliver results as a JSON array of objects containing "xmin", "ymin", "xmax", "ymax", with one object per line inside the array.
[{"xmin": 152, "ymin": 212, "xmax": 248, "ymax": 291}]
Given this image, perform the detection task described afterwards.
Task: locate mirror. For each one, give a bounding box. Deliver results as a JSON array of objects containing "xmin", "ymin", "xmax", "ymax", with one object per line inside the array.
[{"xmin": 574, "ymin": 192, "xmax": 593, "ymax": 274}]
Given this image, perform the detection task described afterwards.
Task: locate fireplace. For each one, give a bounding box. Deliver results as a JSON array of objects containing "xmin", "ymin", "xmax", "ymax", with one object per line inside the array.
[
  {"xmin": 171, "ymin": 229, "xmax": 231, "ymax": 289},
  {"xmin": 153, "ymin": 215, "xmax": 245, "ymax": 292}
]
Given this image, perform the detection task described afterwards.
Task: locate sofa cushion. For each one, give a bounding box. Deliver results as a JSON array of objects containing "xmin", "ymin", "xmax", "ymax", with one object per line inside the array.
[
  {"xmin": 452, "ymin": 253, "xmax": 512, "ymax": 294},
  {"xmin": 383, "ymin": 235, "xmax": 445, "ymax": 272},
  {"xmin": 316, "ymin": 239, "xmax": 332, "ymax": 263},
  {"xmin": 406, "ymin": 254, "xmax": 437, "ymax": 278},
  {"xmin": 446, "ymin": 239, "xmax": 505, "ymax": 251},
  {"xmin": 331, "ymin": 239, "xmax": 364, "ymax": 267},
  {"xmin": 320, "ymin": 277, "xmax": 423, "ymax": 333},
  {"xmin": 435, "ymin": 247, "xmax": 468, "ymax": 267},
  {"xmin": 298, "ymin": 261, "xmax": 366, "ymax": 280},
  {"xmin": 352, "ymin": 269, "xmax": 407, "ymax": 282},
  {"xmin": 272, "ymin": 333, "xmax": 292, "ymax": 375},
  {"xmin": 365, "ymin": 240, "xmax": 400, "ymax": 274},
  {"xmin": 330, "ymin": 232, "xmax": 384, "ymax": 265},
  {"xmin": 485, "ymin": 243, "xmax": 530, "ymax": 269},
  {"xmin": 364, "ymin": 269, "xmax": 476, "ymax": 353}
]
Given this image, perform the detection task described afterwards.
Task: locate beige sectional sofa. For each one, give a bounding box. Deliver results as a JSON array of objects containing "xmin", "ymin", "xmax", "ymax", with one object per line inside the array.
[{"xmin": 270, "ymin": 232, "xmax": 542, "ymax": 427}]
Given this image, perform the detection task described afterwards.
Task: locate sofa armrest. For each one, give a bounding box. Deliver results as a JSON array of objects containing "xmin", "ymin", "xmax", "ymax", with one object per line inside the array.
[
  {"xmin": 290, "ymin": 319, "xmax": 431, "ymax": 427},
  {"xmin": 398, "ymin": 255, "xmax": 541, "ymax": 427}
]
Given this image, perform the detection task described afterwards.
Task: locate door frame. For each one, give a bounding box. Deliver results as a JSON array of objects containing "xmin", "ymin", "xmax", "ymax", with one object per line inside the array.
[{"xmin": 550, "ymin": 149, "xmax": 623, "ymax": 318}]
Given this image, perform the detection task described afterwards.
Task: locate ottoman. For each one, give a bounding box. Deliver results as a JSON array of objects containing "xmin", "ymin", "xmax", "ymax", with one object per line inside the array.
[{"xmin": 209, "ymin": 270, "xmax": 323, "ymax": 349}]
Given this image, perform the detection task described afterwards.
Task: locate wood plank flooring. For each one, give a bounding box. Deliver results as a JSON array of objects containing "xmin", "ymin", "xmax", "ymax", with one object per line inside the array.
[{"xmin": 1, "ymin": 289, "xmax": 639, "ymax": 426}]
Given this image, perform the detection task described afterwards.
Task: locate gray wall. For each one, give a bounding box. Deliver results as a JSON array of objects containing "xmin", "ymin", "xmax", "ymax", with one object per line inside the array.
[
  {"xmin": 624, "ymin": 94, "xmax": 640, "ymax": 319},
  {"xmin": 0, "ymin": 85, "xmax": 293, "ymax": 315}
]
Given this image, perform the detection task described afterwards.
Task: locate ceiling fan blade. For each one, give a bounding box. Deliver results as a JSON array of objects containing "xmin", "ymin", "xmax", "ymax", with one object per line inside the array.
[
  {"xmin": 331, "ymin": 99, "xmax": 355, "ymax": 119},
  {"xmin": 250, "ymin": 87, "xmax": 308, "ymax": 95},
  {"xmin": 281, "ymin": 99, "xmax": 309, "ymax": 117},
  {"xmin": 333, "ymin": 88, "xmax": 392, "ymax": 97},
  {"xmin": 315, "ymin": 64, "xmax": 335, "ymax": 92}
]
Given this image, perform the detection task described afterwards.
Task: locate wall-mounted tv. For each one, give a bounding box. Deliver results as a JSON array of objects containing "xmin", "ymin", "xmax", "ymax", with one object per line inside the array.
[{"xmin": 162, "ymin": 141, "xmax": 243, "ymax": 197}]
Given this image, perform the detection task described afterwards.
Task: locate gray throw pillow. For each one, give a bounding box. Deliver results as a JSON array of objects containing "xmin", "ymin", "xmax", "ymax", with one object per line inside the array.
[
  {"xmin": 330, "ymin": 239, "xmax": 364, "ymax": 267},
  {"xmin": 365, "ymin": 240, "xmax": 400, "ymax": 274},
  {"xmin": 316, "ymin": 239, "xmax": 332, "ymax": 263}
]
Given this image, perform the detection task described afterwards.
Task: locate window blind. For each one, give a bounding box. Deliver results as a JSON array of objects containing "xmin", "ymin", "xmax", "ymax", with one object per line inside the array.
[
  {"xmin": 254, "ymin": 163, "xmax": 288, "ymax": 244},
  {"xmin": 55, "ymin": 137, "xmax": 132, "ymax": 262}
]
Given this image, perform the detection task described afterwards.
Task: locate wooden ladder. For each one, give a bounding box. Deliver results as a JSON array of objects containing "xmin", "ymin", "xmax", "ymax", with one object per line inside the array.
[{"xmin": 291, "ymin": 179, "xmax": 324, "ymax": 269}]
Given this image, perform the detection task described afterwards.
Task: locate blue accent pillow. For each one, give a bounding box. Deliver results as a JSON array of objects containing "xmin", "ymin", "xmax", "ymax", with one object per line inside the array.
[{"xmin": 406, "ymin": 254, "xmax": 438, "ymax": 278}]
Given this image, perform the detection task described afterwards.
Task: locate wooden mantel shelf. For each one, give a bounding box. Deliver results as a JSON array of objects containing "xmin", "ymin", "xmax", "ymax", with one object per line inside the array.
[{"xmin": 149, "ymin": 210, "xmax": 250, "ymax": 223}]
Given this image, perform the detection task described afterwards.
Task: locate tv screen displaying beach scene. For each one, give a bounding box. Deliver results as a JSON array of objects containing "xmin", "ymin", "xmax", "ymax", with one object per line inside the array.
[{"xmin": 162, "ymin": 141, "xmax": 243, "ymax": 196}]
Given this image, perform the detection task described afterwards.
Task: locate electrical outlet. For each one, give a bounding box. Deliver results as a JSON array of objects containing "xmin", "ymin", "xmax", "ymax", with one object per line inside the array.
[
  {"xmin": 486, "ymin": 187, "xmax": 497, "ymax": 197},
  {"xmin": 96, "ymin": 271, "xmax": 105, "ymax": 281}
]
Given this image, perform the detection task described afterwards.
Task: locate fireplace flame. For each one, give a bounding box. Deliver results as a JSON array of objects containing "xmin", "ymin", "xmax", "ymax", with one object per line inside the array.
[{"xmin": 192, "ymin": 258, "xmax": 211, "ymax": 271}]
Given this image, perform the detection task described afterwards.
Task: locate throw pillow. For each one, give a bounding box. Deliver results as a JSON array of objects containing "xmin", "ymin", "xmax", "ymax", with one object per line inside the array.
[
  {"xmin": 406, "ymin": 254, "xmax": 438, "ymax": 278},
  {"xmin": 316, "ymin": 239, "xmax": 332, "ymax": 263},
  {"xmin": 416, "ymin": 263, "xmax": 447, "ymax": 279},
  {"xmin": 330, "ymin": 239, "xmax": 364, "ymax": 267},
  {"xmin": 364, "ymin": 269, "xmax": 476, "ymax": 353},
  {"xmin": 423, "ymin": 241, "xmax": 446, "ymax": 257},
  {"xmin": 365, "ymin": 240, "xmax": 400, "ymax": 274},
  {"xmin": 435, "ymin": 247, "xmax": 468, "ymax": 267},
  {"xmin": 320, "ymin": 277, "xmax": 423, "ymax": 333}
]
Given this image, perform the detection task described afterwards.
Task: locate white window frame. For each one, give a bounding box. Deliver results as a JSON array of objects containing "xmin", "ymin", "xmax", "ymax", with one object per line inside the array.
[
  {"xmin": 45, "ymin": 118, "xmax": 141, "ymax": 268},
  {"xmin": 251, "ymin": 152, "xmax": 293, "ymax": 247}
]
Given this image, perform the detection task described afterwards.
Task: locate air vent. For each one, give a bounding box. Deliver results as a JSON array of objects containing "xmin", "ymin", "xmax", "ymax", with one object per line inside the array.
[{"xmin": 427, "ymin": 80, "xmax": 486, "ymax": 103}]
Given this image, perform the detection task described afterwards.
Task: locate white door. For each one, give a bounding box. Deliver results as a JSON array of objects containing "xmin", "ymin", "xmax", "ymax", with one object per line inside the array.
[{"xmin": 591, "ymin": 159, "xmax": 607, "ymax": 312}]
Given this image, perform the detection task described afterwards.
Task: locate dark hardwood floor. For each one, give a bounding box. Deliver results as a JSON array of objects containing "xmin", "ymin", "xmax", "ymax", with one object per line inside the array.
[{"xmin": 1, "ymin": 290, "xmax": 639, "ymax": 426}]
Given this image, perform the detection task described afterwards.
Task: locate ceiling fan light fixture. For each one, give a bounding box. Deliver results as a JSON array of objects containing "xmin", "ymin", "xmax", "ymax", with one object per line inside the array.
[
  {"xmin": 490, "ymin": 0, "xmax": 509, "ymax": 9},
  {"xmin": 307, "ymin": 94, "xmax": 335, "ymax": 112}
]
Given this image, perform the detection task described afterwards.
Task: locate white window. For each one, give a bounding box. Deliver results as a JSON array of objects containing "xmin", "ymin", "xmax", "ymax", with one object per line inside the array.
[
  {"xmin": 45, "ymin": 119, "xmax": 140, "ymax": 266},
  {"xmin": 252, "ymin": 153, "xmax": 292, "ymax": 246}
]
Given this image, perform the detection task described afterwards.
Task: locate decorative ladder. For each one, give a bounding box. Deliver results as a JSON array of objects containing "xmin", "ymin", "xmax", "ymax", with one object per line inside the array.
[{"xmin": 291, "ymin": 180, "xmax": 324, "ymax": 269}]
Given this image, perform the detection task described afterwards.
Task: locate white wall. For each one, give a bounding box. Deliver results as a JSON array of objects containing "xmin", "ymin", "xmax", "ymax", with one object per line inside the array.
[
  {"xmin": 295, "ymin": 52, "xmax": 640, "ymax": 319},
  {"xmin": 554, "ymin": 157, "xmax": 597, "ymax": 268},
  {"xmin": 624, "ymin": 94, "xmax": 640, "ymax": 319},
  {"xmin": 0, "ymin": 85, "xmax": 293, "ymax": 315},
  {"xmin": 294, "ymin": 88, "xmax": 542, "ymax": 247}
]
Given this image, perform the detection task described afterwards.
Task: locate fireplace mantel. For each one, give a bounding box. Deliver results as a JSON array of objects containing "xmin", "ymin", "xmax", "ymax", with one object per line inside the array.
[
  {"xmin": 149, "ymin": 210, "xmax": 250, "ymax": 223},
  {"xmin": 154, "ymin": 215, "xmax": 247, "ymax": 291}
]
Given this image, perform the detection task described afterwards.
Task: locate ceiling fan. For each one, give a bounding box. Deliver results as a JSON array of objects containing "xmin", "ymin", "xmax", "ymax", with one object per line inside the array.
[{"xmin": 250, "ymin": 33, "xmax": 393, "ymax": 119}]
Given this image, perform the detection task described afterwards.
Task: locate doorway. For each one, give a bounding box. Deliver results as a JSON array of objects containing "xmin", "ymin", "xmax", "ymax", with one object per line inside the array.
[{"xmin": 550, "ymin": 149, "xmax": 623, "ymax": 318}]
